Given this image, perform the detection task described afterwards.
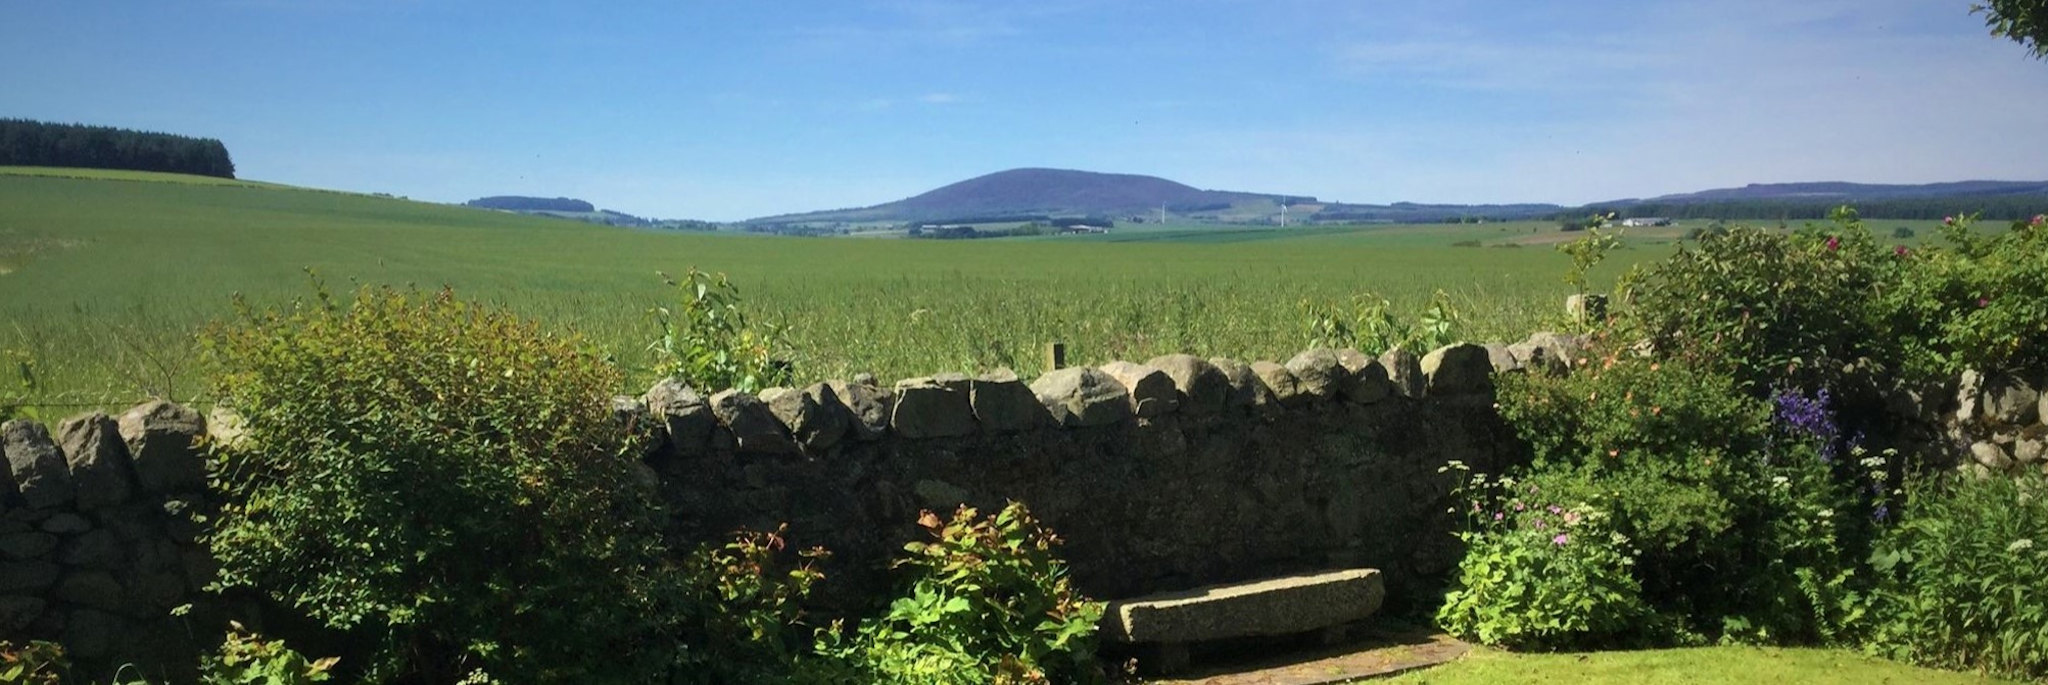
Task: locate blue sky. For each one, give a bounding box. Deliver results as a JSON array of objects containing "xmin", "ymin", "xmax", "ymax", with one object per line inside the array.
[{"xmin": 5, "ymin": 0, "xmax": 2046, "ymax": 220}]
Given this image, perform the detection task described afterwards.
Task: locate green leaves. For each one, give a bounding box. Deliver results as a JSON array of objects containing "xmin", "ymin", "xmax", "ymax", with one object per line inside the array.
[
  {"xmin": 1299, "ymin": 290, "xmax": 1464, "ymax": 356},
  {"xmin": 201, "ymin": 286, "xmax": 670, "ymax": 684},
  {"xmin": 199, "ymin": 624, "xmax": 337, "ymax": 685},
  {"xmin": 0, "ymin": 641, "xmax": 67, "ymax": 685},
  {"xmin": 831, "ymin": 503, "xmax": 1106, "ymax": 685},
  {"xmin": 1866, "ymin": 472, "xmax": 2048, "ymax": 681},
  {"xmin": 648, "ymin": 268, "xmax": 793, "ymax": 393}
]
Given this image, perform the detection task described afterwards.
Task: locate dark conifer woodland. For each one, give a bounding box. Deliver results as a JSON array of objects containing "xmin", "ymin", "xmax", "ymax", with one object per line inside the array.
[{"xmin": 0, "ymin": 118, "xmax": 236, "ymax": 178}]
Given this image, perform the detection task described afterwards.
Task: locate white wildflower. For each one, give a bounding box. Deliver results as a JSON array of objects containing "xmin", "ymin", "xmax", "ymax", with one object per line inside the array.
[{"xmin": 2009, "ymin": 539, "xmax": 2035, "ymax": 553}]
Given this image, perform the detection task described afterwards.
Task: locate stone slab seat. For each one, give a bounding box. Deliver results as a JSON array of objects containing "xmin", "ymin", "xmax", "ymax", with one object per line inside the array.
[{"xmin": 1101, "ymin": 568, "xmax": 1385, "ymax": 673}]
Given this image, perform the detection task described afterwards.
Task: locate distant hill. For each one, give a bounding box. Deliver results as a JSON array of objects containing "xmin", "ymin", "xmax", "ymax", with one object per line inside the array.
[
  {"xmin": 747, "ymin": 169, "xmax": 2048, "ymax": 229},
  {"xmin": 1600, "ymin": 181, "xmax": 2048, "ymax": 221},
  {"xmin": 465, "ymin": 196, "xmax": 595, "ymax": 213},
  {"xmin": 1611, "ymin": 180, "xmax": 2048, "ymax": 204},
  {"xmin": 749, "ymin": 168, "xmax": 1320, "ymax": 225}
]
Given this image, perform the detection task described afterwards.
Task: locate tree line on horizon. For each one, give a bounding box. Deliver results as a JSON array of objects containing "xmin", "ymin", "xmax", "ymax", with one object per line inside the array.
[
  {"xmin": 0, "ymin": 118, "xmax": 236, "ymax": 178},
  {"xmin": 1589, "ymin": 196, "xmax": 2048, "ymax": 223}
]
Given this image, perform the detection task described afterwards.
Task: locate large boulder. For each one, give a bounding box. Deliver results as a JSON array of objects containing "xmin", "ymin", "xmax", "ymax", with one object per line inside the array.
[
  {"xmin": 971, "ymin": 370, "xmax": 1049, "ymax": 433},
  {"xmin": 1098, "ymin": 362, "xmax": 1179, "ymax": 417},
  {"xmin": 1030, "ymin": 368, "xmax": 1133, "ymax": 427},
  {"xmin": 1482, "ymin": 342, "xmax": 1523, "ymax": 374},
  {"xmin": 2015, "ymin": 438, "xmax": 2045, "ymax": 465},
  {"xmin": 3, "ymin": 421, "xmax": 73, "ymax": 509},
  {"xmin": 1250, "ymin": 362, "xmax": 1307, "ymax": 408},
  {"xmin": 1421, "ymin": 343, "xmax": 1495, "ymax": 397},
  {"xmin": 205, "ymin": 406, "xmax": 250, "ymax": 451},
  {"xmin": 1970, "ymin": 441, "xmax": 2015, "ymax": 471},
  {"xmin": 0, "ymin": 560, "xmax": 58, "ymax": 593},
  {"xmin": 1207, "ymin": 358, "xmax": 1272, "ymax": 409},
  {"xmin": 608, "ymin": 395, "xmax": 665, "ymax": 458},
  {"xmin": 56, "ymin": 413, "xmax": 133, "ymax": 511},
  {"xmin": 644, "ymin": 378, "xmax": 715, "ymax": 455},
  {"xmin": 1519, "ymin": 332, "xmax": 1584, "ymax": 370},
  {"xmin": 1566, "ymin": 294, "xmax": 1608, "ymax": 323},
  {"xmin": 116, "ymin": 401, "xmax": 207, "ymax": 494},
  {"xmin": 1284, "ymin": 349, "xmax": 1348, "ymax": 401},
  {"xmin": 1334, "ymin": 350, "xmax": 1391, "ymax": 405},
  {"xmin": 1956, "ymin": 371, "xmax": 2039, "ymax": 426},
  {"xmin": 0, "ymin": 596, "xmax": 43, "ymax": 634},
  {"xmin": 827, "ymin": 379, "xmax": 893, "ymax": 440},
  {"xmin": 707, "ymin": 390, "xmax": 798, "ymax": 454},
  {"xmin": 760, "ymin": 383, "xmax": 853, "ymax": 453},
  {"xmin": 1378, "ymin": 348, "xmax": 1425, "ymax": 398},
  {"xmin": 891, "ymin": 375, "xmax": 978, "ymax": 439},
  {"xmin": 1146, "ymin": 355, "xmax": 1230, "ymax": 415}
]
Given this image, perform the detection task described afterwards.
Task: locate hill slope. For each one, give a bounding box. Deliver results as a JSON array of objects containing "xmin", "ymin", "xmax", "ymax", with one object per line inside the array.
[{"xmin": 750, "ymin": 168, "xmax": 1307, "ymax": 224}]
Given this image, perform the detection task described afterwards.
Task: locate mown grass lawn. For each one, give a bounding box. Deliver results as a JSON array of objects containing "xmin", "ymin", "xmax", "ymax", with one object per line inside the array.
[{"xmin": 1382, "ymin": 646, "xmax": 2018, "ymax": 685}]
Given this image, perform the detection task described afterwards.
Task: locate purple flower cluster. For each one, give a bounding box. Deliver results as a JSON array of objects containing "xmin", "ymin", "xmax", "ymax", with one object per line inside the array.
[{"xmin": 1772, "ymin": 387, "xmax": 1840, "ymax": 462}]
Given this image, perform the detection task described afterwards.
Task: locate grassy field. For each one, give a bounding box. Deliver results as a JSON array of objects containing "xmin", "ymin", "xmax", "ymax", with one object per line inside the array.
[
  {"xmin": 1381, "ymin": 646, "xmax": 2017, "ymax": 684},
  {"xmin": 4, "ymin": 171, "xmax": 1642, "ymax": 408}
]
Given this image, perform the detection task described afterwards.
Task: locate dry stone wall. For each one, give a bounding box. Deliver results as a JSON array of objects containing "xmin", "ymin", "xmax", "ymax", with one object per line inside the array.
[
  {"xmin": 1928, "ymin": 370, "xmax": 2048, "ymax": 477},
  {"xmin": 629, "ymin": 338, "xmax": 1575, "ymax": 612},
  {"xmin": 0, "ymin": 334, "xmax": 1593, "ymax": 674},
  {"xmin": 0, "ymin": 401, "xmax": 228, "ymax": 682}
]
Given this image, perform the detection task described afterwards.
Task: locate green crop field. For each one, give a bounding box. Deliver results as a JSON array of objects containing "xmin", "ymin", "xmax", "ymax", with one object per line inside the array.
[{"xmin": 2, "ymin": 171, "xmax": 1649, "ymax": 409}]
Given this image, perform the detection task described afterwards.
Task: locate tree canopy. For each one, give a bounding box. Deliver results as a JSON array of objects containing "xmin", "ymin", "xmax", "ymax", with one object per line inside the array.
[
  {"xmin": 0, "ymin": 119, "xmax": 236, "ymax": 178},
  {"xmin": 1975, "ymin": 0, "xmax": 2048, "ymax": 59}
]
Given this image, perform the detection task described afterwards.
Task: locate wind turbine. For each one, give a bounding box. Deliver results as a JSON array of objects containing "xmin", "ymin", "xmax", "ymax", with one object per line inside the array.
[{"xmin": 1280, "ymin": 200, "xmax": 1289, "ymax": 228}]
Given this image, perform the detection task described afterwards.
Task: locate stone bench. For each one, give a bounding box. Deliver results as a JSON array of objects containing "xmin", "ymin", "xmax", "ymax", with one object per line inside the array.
[{"xmin": 1101, "ymin": 568, "xmax": 1386, "ymax": 673}]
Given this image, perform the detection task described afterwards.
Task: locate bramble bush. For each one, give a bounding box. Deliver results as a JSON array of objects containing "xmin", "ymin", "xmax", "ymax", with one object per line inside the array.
[
  {"xmin": 823, "ymin": 503, "xmax": 1106, "ymax": 685},
  {"xmin": 202, "ymin": 285, "xmax": 672, "ymax": 683}
]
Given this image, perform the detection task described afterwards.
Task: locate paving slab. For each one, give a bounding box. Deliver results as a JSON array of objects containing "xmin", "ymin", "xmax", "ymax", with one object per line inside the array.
[{"xmin": 1128, "ymin": 623, "xmax": 1470, "ymax": 685}]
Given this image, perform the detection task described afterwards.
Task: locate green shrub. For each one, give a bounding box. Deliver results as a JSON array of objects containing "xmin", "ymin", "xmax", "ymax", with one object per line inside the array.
[
  {"xmin": 201, "ymin": 286, "xmax": 671, "ymax": 684},
  {"xmin": 1628, "ymin": 208, "xmax": 1910, "ymax": 393},
  {"xmin": 0, "ymin": 641, "xmax": 67, "ymax": 685},
  {"xmin": 1436, "ymin": 468, "xmax": 1654, "ymax": 650},
  {"xmin": 663, "ymin": 526, "xmax": 846, "ymax": 685},
  {"xmin": 1299, "ymin": 290, "xmax": 1462, "ymax": 356},
  {"xmin": 1898, "ymin": 213, "xmax": 2048, "ymax": 378},
  {"xmin": 1627, "ymin": 210, "xmax": 2048, "ymax": 390},
  {"xmin": 1485, "ymin": 356, "xmax": 1888, "ymax": 645},
  {"xmin": 650, "ymin": 268, "xmax": 793, "ymax": 393},
  {"xmin": 199, "ymin": 624, "xmax": 337, "ymax": 685},
  {"xmin": 1866, "ymin": 472, "xmax": 2048, "ymax": 681},
  {"xmin": 825, "ymin": 503, "xmax": 1105, "ymax": 685}
]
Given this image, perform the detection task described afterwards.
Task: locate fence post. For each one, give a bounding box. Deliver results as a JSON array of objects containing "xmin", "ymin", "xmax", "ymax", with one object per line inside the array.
[{"xmin": 1044, "ymin": 342, "xmax": 1066, "ymax": 371}]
